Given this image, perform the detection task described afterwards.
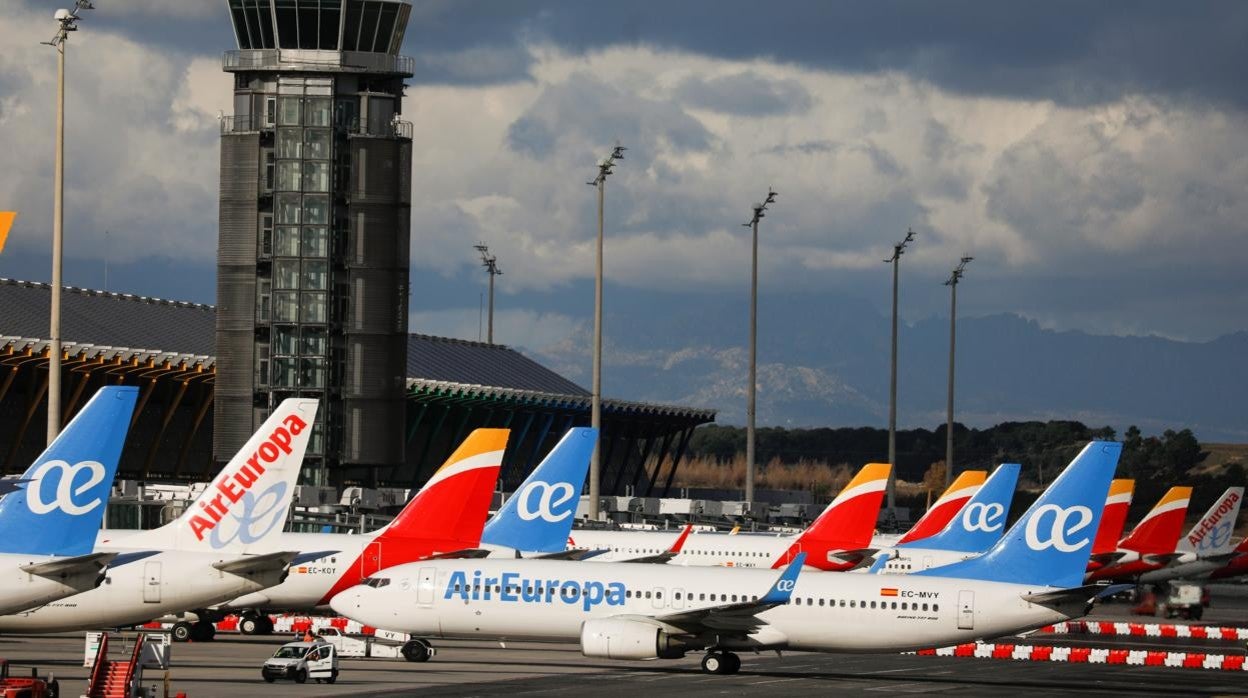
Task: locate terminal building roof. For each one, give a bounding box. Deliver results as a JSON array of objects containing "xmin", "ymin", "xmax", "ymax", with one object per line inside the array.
[{"xmin": 0, "ymin": 278, "xmax": 708, "ymax": 417}]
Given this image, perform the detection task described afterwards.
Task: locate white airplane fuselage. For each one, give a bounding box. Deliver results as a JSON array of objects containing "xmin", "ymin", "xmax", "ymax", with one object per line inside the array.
[
  {"xmin": 866, "ymin": 547, "xmax": 979, "ymax": 574},
  {"xmin": 568, "ymin": 530, "xmax": 900, "ymax": 569},
  {"xmin": 332, "ymin": 559, "xmax": 1085, "ymax": 654},
  {"xmin": 0, "ymin": 550, "xmax": 285, "ymax": 632}
]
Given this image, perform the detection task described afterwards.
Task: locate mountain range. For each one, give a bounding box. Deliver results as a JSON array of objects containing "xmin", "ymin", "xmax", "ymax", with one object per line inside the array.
[{"xmin": 525, "ymin": 290, "xmax": 1248, "ymax": 442}]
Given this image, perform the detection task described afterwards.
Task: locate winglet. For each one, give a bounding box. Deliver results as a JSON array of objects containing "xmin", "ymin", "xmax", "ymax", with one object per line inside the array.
[
  {"xmin": 759, "ymin": 552, "xmax": 805, "ymax": 605},
  {"xmin": 668, "ymin": 524, "xmax": 693, "ymax": 554}
]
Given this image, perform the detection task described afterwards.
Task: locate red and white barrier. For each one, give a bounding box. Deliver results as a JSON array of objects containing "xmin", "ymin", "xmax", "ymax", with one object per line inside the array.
[
  {"xmin": 910, "ymin": 642, "xmax": 1248, "ymax": 671},
  {"xmin": 139, "ymin": 614, "xmax": 379, "ymax": 636},
  {"xmin": 1040, "ymin": 621, "xmax": 1248, "ymax": 641}
]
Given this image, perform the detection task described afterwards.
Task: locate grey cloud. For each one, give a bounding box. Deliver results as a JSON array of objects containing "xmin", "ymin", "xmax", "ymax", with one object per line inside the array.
[
  {"xmin": 674, "ymin": 71, "xmax": 813, "ymax": 116},
  {"xmin": 504, "ymin": 72, "xmax": 716, "ymax": 162},
  {"xmin": 759, "ymin": 140, "xmax": 840, "ymax": 156}
]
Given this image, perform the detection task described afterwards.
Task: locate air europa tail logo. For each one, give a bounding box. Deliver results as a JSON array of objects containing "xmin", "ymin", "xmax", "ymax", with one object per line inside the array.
[
  {"xmin": 188, "ymin": 414, "xmax": 306, "ymax": 542},
  {"xmin": 1188, "ymin": 491, "xmax": 1241, "ymax": 549}
]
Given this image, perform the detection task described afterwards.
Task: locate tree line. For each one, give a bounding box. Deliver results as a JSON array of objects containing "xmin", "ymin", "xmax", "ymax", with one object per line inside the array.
[{"xmin": 687, "ymin": 421, "xmax": 1246, "ymax": 528}]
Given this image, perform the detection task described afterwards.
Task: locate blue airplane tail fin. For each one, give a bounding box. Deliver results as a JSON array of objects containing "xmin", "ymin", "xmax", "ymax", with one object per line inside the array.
[
  {"xmin": 902, "ymin": 463, "xmax": 1020, "ymax": 553},
  {"xmin": 915, "ymin": 441, "xmax": 1121, "ymax": 589},
  {"xmin": 0, "ymin": 386, "xmax": 138, "ymax": 555},
  {"xmin": 481, "ymin": 427, "xmax": 596, "ymax": 553}
]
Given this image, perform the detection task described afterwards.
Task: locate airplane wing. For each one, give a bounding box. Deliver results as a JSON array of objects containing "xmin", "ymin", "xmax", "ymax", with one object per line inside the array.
[
  {"xmin": 620, "ymin": 524, "xmax": 693, "ymax": 564},
  {"xmin": 648, "ymin": 553, "xmax": 805, "ymax": 633},
  {"xmin": 20, "ymin": 551, "xmax": 117, "ymax": 578},
  {"xmin": 212, "ymin": 550, "xmax": 297, "ymax": 575}
]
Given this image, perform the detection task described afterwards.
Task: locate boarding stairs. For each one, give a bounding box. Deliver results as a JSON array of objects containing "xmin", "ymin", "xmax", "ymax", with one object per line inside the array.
[{"xmin": 84, "ymin": 633, "xmax": 148, "ymax": 698}]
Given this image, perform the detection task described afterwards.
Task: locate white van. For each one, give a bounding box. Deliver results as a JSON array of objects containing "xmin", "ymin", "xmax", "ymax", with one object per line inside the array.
[{"xmin": 261, "ymin": 640, "xmax": 339, "ymax": 684}]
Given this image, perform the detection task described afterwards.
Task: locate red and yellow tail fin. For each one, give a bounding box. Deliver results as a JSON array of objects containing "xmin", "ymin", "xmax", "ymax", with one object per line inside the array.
[
  {"xmin": 1120, "ymin": 485, "xmax": 1191, "ymax": 554},
  {"xmin": 896, "ymin": 470, "xmax": 987, "ymax": 545},
  {"xmin": 798, "ymin": 463, "xmax": 891, "ymax": 547},
  {"xmin": 1091, "ymin": 479, "xmax": 1135, "ymax": 555},
  {"xmin": 381, "ymin": 429, "xmax": 509, "ymax": 545}
]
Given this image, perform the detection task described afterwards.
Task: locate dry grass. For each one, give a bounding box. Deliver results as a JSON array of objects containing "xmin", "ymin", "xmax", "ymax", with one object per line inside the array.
[{"xmin": 652, "ymin": 454, "xmax": 930, "ymax": 500}]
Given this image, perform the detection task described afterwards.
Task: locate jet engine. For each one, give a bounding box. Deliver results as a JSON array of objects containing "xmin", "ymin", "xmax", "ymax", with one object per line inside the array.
[{"xmin": 580, "ymin": 618, "xmax": 689, "ymax": 660}]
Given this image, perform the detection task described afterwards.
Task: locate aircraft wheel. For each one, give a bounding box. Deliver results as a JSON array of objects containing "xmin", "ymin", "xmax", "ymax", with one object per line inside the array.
[
  {"xmin": 722, "ymin": 652, "xmax": 741, "ymax": 675},
  {"xmin": 171, "ymin": 622, "xmax": 193, "ymax": 643},
  {"xmin": 190, "ymin": 621, "xmax": 215, "ymax": 642},
  {"xmin": 239, "ymin": 616, "xmax": 258, "ymax": 635},
  {"xmin": 402, "ymin": 639, "xmax": 432, "ymax": 662},
  {"xmin": 701, "ymin": 652, "xmax": 724, "ymax": 674},
  {"xmin": 259, "ymin": 616, "xmax": 275, "ymax": 634}
]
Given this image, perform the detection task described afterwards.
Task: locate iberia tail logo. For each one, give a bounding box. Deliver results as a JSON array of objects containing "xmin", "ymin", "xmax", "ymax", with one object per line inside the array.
[
  {"xmin": 382, "ymin": 428, "xmax": 509, "ymax": 543},
  {"xmin": 1091, "ymin": 479, "xmax": 1134, "ymax": 555},
  {"xmin": 896, "ymin": 470, "xmax": 986, "ymax": 545},
  {"xmin": 778, "ymin": 463, "xmax": 890, "ymax": 570},
  {"xmin": 1120, "ymin": 485, "xmax": 1191, "ymax": 554}
]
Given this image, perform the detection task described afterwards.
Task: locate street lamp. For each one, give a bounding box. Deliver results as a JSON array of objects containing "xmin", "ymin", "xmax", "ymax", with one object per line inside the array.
[
  {"xmin": 42, "ymin": 1, "xmax": 93, "ymax": 445},
  {"xmin": 743, "ymin": 188, "xmax": 777, "ymax": 507},
  {"xmin": 883, "ymin": 228, "xmax": 915, "ymax": 517},
  {"xmin": 586, "ymin": 144, "xmax": 625, "ymax": 520},
  {"xmin": 473, "ymin": 243, "xmax": 502, "ymax": 344},
  {"xmin": 944, "ymin": 255, "xmax": 972, "ymax": 487}
]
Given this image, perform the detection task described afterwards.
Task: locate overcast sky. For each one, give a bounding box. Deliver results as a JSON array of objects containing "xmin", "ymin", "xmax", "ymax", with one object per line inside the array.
[{"xmin": 2, "ymin": 0, "xmax": 1247, "ymax": 351}]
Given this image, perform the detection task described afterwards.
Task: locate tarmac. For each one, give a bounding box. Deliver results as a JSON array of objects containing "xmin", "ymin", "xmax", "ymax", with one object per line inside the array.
[{"xmin": 0, "ymin": 584, "xmax": 1243, "ymax": 697}]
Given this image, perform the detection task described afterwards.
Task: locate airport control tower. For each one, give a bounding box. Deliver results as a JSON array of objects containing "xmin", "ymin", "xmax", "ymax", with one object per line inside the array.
[{"xmin": 216, "ymin": 0, "xmax": 413, "ymax": 485}]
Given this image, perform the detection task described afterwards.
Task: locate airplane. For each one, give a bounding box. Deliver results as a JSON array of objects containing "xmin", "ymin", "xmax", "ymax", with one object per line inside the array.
[
  {"xmin": 214, "ymin": 427, "xmax": 511, "ymax": 635},
  {"xmin": 567, "ymin": 463, "xmax": 892, "ymax": 570},
  {"xmin": 1137, "ymin": 487, "xmax": 1243, "ymax": 584},
  {"xmin": 0, "ymin": 399, "xmax": 316, "ymax": 641},
  {"xmin": 866, "ymin": 463, "xmax": 1021, "ymax": 574},
  {"xmin": 1084, "ymin": 485, "xmax": 1192, "ymax": 583},
  {"xmin": 0, "ymin": 386, "xmax": 136, "ymax": 614},
  {"xmin": 217, "ymin": 426, "xmax": 595, "ymax": 644},
  {"xmin": 1085, "ymin": 479, "xmax": 1135, "ymax": 571},
  {"xmin": 330, "ymin": 441, "xmax": 1123, "ymax": 675}
]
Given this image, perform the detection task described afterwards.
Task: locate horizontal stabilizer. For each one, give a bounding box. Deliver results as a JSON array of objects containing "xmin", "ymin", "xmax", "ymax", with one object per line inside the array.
[
  {"xmin": 422, "ymin": 549, "xmax": 492, "ymax": 560},
  {"xmin": 290, "ymin": 550, "xmax": 338, "ymax": 566},
  {"xmin": 212, "ymin": 550, "xmax": 297, "ymax": 575},
  {"xmin": 530, "ymin": 548, "xmax": 606, "ymax": 561},
  {"xmin": 1022, "ymin": 583, "xmax": 1132, "ymax": 607},
  {"xmin": 828, "ymin": 547, "xmax": 876, "ymax": 564},
  {"xmin": 1142, "ymin": 552, "xmax": 1187, "ymax": 566},
  {"xmin": 21, "ymin": 551, "xmax": 117, "ymax": 577},
  {"xmin": 109, "ymin": 550, "xmax": 161, "ymax": 568},
  {"xmin": 1087, "ymin": 551, "xmax": 1127, "ymax": 567},
  {"xmin": 621, "ymin": 524, "xmax": 692, "ymax": 564}
]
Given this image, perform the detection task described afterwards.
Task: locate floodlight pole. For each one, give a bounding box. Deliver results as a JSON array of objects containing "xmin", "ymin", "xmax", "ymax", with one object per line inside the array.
[
  {"xmin": 884, "ymin": 228, "xmax": 915, "ymax": 515},
  {"xmin": 44, "ymin": 1, "xmax": 92, "ymax": 445},
  {"xmin": 587, "ymin": 145, "xmax": 625, "ymax": 521},
  {"xmin": 743, "ymin": 189, "xmax": 777, "ymax": 507},
  {"xmin": 474, "ymin": 243, "xmax": 502, "ymax": 344},
  {"xmin": 944, "ymin": 256, "xmax": 972, "ymax": 487}
]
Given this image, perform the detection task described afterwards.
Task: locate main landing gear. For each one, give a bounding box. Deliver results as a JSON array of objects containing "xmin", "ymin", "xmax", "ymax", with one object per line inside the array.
[
  {"xmin": 701, "ymin": 650, "xmax": 741, "ymax": 675},
  {"xmin": 239, "ymin": 613, "xmax": 275, "ymax": 635},
  {"xmin": 401, "ymin": 638, "xmax": 434, "ymax": 663},
  {"xmin": 171, "ymin": 620, "xmax": 216, "ymax": 642}
]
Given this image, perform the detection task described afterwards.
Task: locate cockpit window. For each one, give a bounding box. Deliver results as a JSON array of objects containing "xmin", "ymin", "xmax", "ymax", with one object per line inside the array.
[{"xmin": 363, "ymin": 577, "xmax": 391, "ymax": 588}]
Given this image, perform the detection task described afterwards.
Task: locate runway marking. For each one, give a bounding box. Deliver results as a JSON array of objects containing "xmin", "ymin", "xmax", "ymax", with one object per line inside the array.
[
  {"xmin": 864, "ymin": 666, "xmax": 928, "ymax": 674},
  {"xmin": 748, "ymin": 678, "xmax": 799, "ymax": 685}
]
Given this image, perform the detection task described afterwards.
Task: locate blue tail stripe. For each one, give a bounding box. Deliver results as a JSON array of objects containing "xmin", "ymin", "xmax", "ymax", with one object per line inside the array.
[
  {"xmin": 914, "ymin": 441, "xmax": 1122, "ymax": 589},
  {"xmin": 481, "ymin": 427, "xmax": 596, "ymax": 553},
  {"xmin": 0, "ymin": 386, "xmax": 137, "ymax": 556},
  {"xmin": 901, "ymin": 463, "xmax": 1020, "ymax": 553}
]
